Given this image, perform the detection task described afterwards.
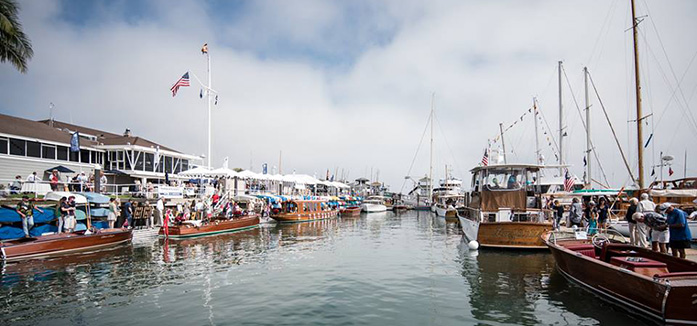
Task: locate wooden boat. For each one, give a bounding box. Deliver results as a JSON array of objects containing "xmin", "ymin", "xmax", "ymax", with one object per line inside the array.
[
  {"xmin": 341, "ymin": 206, "xmax": 362, "ymax": 217},
  {"xmin": 271, "ymin": 199, "xmax": 339, "ymax": 223},
  {"xmin": 1, "ymin": 229, "xmax": 132, "ymax": 262},
  {"xmin": 458, "ymin": 164, "xmax": 554, "ymax": 249},
  {"xmin": 361, "ymin": 196, "xmax": 387, "ymax": 213},
  {"xmin": 544, "ymin": 232, "xmax": 697, "ymax": 325},
  {"xmin": 392, "ymin": 204, "xmax": 408, "ymax": 212},
  {"xmin": 159, "ymin": 215, "xmax": 259, "ymax": 239}
]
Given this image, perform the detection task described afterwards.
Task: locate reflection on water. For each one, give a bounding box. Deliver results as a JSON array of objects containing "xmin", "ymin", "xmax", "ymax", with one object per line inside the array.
[{"xmin": 1, "ymin": 211, "xmax": 649, "ymax": 326}]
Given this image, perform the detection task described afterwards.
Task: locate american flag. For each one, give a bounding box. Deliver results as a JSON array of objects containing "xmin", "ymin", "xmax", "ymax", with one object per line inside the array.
[
  {"xmin": 481, "ymin": 149, "xmax": 489, "ymax": 166},
  {"xmin": 564, "ymin": 168, "xmax": 575, "ymax": 192},
  {"xmin": 170, "ymin": 72, "xmax": 190, "ymax": 97}
]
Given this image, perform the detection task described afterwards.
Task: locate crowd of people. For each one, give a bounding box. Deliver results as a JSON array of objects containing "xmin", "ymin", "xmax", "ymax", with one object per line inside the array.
[{"xmin": 547, "ymin": 193, "xmax": 693, "ymax": 259}]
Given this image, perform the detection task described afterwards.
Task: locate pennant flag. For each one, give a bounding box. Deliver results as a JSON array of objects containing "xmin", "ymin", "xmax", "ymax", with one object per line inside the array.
[
  {"xmin": 481, "ymin": 149, "xmax": 489, "ymax": 166},
  {"xmin": 70, "ymin": 132, "xmax": 80, "ymax": 153},
  {"xmin": 564, "ymin": 169, "xmax": 575, "ymax": 192},
  {"xmin": 201, "ymin": 43, "xmax": 208, "ymax": 54},
  {"xmin": 215, "ymin": 95, "xmax": 218, "ymax": 105},
  {"xmin": 170, "ymin": 72, "xmax": 190, "ymax": 97},
  {"xmin": 651, "ymin": 168, "xmax": 655, "ymax": 176},
  {"xmin": 644, "ymin": 133, "xmax": 653, "ymax": 148},
  {"xmin": 200, "ymin": 89, "xmax": 203, "ymax": 98},
  {"xmin": 583, "ymin": 156, "xmax": 587, "ymax": 166},
  {"xmin": 669, "ymin": 167, "xmax": 674, "ymax": 176}
]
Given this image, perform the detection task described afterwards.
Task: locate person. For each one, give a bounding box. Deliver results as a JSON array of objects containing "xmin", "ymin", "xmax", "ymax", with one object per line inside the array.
[
  {"xmin": 641, "ymin": 210, "xmax": 669, "ymax": 254},
  {"xmin": 77, "ymin": 172, "xmax": 88, "ymax": 191},
  {"xmin": 16, "ymin": 196, "xmax": 43, "ymax": 237},
  {"xmin": 635, "ymin": 193, "xmax": 654, "ymax": 248},
  {"xmin": 597, "ymin": 197, "xmax": 609, "ymax": 233},
  {"xmin": 56, "ymin": 196, "xmax": 67, "ymax": 234},
  {"xmin": 156, "ymin": 197, "xmax": 165, "ymax": 226},
  {"xmin": 586, "ymin": 201, "xmax": 598, "ymax": 235},
  {"xmin": 63, "ymin": 196, "xmax": 77, "ymax": 233},
  {"xmin": 507, "ymin": 173, "xmax": 517, "ymax": 189},
  {"xmin": 50, "ymin": 169, "xmax": 60, "ymax": 191},
  {"xmin": 107, "ymin": 198, "xmax": 118, "ymax": 229},
  {"xmin": 10, "ymin": 175, "xmax": 22, "ymax": 194},
  {"xmin": 551, "ymin": 199, "xmax": 564, "ymax": 230},
  {"xmin": 625, "ymin": 198, "xmax": 638, "ymax": 245},
  {"xmin": 123, "ymin": 199, "xmax": 133, "ymax": 228},
  {"xmin": 100, "ymin": 173, "xmax": 107, "ymax": 193},
  {"xmin": 248, "ymin": 200, "xmax": 255, "ymax": 215},
  {"xmin": 59, "ymin": 196, "xmax": 71, "ymax": 233},
  {"xmin": 662, "ymin": 203, "xmax": 693, "ymax": 259},
  {"xmin": 26, "ymin": 171, "xmax": 39, "ymax": 183},
  {"xmin": 212, "ymin": 191, "xmax": 220, "ymax": 208}
]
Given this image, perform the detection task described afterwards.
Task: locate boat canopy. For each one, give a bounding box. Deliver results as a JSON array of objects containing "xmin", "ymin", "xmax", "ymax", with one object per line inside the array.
[
  {"xmin": 649, "ymin": 189, "xmax": 697, "ymax": 198},
  {"xmin": 81, "ymin": 192, "xmax": 110, "ymax": 204}
]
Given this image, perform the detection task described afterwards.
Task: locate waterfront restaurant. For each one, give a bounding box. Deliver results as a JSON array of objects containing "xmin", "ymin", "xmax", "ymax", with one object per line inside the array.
[{"xmin": 0, "ymin": 113, "xmax": 202, "ymax": 193}]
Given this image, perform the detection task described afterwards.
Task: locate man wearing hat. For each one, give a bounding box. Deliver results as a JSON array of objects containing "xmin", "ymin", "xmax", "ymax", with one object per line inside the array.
[
  {"xmin": 661, "ymin": 203, "xmax": 692, "ymax": 259},
  {"xmin": 16, "ymin": 196, "xmax": 44, "ymax": 237}
]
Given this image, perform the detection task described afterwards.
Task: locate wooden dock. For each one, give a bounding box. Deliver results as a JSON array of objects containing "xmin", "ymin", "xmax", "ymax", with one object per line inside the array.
[{"xmin": 687, "ymin": 248, "xmax": 697, "ymax": 262}]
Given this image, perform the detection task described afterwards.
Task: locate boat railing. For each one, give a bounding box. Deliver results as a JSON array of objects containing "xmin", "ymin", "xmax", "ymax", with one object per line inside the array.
[{"xmin": 548, "ymin": 227, "xmax": 628, "ymax": 245}]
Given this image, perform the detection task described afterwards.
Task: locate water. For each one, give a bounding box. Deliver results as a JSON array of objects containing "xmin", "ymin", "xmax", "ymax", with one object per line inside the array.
[{"xmin": 1, "ymin": 211, "xmax": 652, "ymax": 325}]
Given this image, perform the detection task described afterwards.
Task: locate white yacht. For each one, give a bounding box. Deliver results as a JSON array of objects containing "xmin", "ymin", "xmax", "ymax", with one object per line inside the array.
[{"xmin": 361, "ymin": 196, "xmax": 387, "ymax": 212}]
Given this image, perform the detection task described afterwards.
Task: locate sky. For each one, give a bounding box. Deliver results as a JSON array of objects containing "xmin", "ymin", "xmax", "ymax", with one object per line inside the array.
[{"xmin": 1, "ymin": 0, "xmax": 696, "ymax": 192}]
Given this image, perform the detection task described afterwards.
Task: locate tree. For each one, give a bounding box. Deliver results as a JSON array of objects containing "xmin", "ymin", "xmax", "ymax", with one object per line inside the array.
[{"xmin": 0, "ymin": 0, "xmax": 33, "ymax": 73}]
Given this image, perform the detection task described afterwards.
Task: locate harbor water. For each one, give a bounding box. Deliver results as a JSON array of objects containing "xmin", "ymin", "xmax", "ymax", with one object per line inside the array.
[{"xmin": 1, "ymin": 211, "xmax": 651, "ymax": 325}]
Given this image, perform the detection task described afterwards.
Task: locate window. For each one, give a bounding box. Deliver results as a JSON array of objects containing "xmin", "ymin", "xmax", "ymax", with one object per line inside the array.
[
  {"xmin": 156, "ymin": 156, "xmax": 164, "ymax": 173},
  {"xmin": 144, "ymin": 153, "xmax": 154, "ymax": 172},
  {"xmin": 80, "ymin": 149, "xmax": 90, "ymax": 163},
  {"xmin": 10, "ymin": 138, "xmax": 25, "ymax": 156},
  {"xmin": 181, "ymin": 160, "xmax": 189, "ymax": 172},
  {"xmin": 91, "ymin": 151, "xmax": 98, "ymax": 165},
  {"xmin": 41, "ymin": 144, "xmax": 56, "ymax": 159},
  {"xmin": 165, "ymin": 156, "xmax": 173, "ymax": 173},
  {"xmin": 0, "ymin": 137, "xmax": 7, "ymax": 154},
  {"xmin": 485, "ymin": 168, "xmax": 524, "ymax": 191},
  {"xmin": 69, "ymin": 150, "xmax": 79, "ymax": 162},
  {"xmin": 173, "ymin": 158, "xmax": 181, "ymax": 173},
  {"xmin": 57, "ymin": 146, "xmax": 68, "ymax": 160},
  {"xmin": 26, "ymin": 141, "xmax": 40, "ymax": 158},
  {"xmin": 135, "ymin": 151, "xmax": 144, "ymax": 170}
]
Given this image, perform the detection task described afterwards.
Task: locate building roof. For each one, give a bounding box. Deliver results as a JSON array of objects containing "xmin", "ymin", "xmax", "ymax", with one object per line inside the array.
[
  {"xmin": 0, "ymin": 113, "xmax": 98, "ymax": 148},
  {"xmin": 36, "ymin": 119, "xmax": 179, "ymax": 153}
]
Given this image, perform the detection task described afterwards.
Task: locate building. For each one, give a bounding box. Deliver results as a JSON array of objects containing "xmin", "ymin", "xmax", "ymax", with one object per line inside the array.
[{"xmin": 0, "ymin": 113, "xmax": 202, "ymax": 190}]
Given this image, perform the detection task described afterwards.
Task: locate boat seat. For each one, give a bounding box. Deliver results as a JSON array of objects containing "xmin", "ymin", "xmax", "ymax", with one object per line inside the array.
[
  {"xmin": 653, "ymin": 272, "xmax": 697, "ymax": 279},
  {"xmin": 565, "ymin": 244, "xmax": 594, "ymax": 251},
  {"xmin": 577, "ymin": 249, "xmax": 597, "ymax": 259}
]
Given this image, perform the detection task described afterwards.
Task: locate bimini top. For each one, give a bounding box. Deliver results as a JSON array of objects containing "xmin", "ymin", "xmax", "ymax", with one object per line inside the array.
[{"xmin": 470, "ymin": 163, "xmax": 568, "ymax": 173}]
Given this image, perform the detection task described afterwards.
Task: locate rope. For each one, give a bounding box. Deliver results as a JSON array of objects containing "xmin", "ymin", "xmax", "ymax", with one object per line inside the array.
[{"xmin": 400, "ymin": 111, "xmax": 431, "ymax": 194}]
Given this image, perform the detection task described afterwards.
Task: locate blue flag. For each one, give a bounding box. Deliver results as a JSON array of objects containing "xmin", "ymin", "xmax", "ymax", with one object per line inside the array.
[{"xmin": 70, "ymin": 132, "xmax": 80, "ymax": 152}]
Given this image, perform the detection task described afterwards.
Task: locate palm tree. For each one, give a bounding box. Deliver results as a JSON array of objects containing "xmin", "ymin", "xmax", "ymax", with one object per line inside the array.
[{"xmin": 0, "ymin": 0, "xmax": 33, "ymax": 73}]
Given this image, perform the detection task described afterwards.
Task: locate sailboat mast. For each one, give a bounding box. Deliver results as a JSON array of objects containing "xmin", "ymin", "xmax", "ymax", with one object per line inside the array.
[
  {"xmin": 584, "ymin": 67, "xmax": 592, "ymax": 188},
  {"xmin": 533, "ymin": 98, "xmax": 540, "ymax": 164},
  {"xmin": 499, "ymin": 122, "xmax": 507, "ymax": 164},
  {"xmin": 558, "ymin": 60, "xmax": 564, "ymax": 175},
  {"xmin": 429, "ymin": 93, "xmax": 434, "ymax": 201},
  {"xmin": 631, "ymin": 0, "xmax": 645, "ymax": 189}
]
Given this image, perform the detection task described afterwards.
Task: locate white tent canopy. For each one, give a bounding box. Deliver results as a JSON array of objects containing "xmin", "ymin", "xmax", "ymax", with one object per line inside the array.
[
  {"xmin": 209, "ymin": 167, "xmax": 239, "ymax": 178},
  {"xmin": 236, "ymin": 170, "xmax": 261, "ymax": 179},
  {"xmin": 179, "ymin": 166, "xmax": 212, "ymax": 176}
]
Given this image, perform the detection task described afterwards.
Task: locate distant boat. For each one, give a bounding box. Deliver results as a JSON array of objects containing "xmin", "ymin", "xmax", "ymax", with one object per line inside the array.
[
  {"xmin": 361, "ymin": 196, "xmax": 387, "ymax": 213},
  {"xmin": 543, "ymin": 232, "xmax": 697, "ymax": 325},
  {"xmin": 270, "ymin": 199, "xmax": 338, "ymax": 223},
  {"xmin": 160, "ymin": 215, "xmax": 259, "ymax": 239}
]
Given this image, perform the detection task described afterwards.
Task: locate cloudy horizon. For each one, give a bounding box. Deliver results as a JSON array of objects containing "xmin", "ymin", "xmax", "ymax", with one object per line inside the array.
[{"xmin": 1, "ymin": 0, "xmax": 696, "ymax": 191}]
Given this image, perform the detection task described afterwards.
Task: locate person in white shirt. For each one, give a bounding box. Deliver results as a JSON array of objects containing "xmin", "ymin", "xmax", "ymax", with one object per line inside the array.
[
  {"xmin": 634, "ymin": 193, "xmax": 655, "ymax": 248},
  {"xmin": 99, "ymin": 174, "xmax": 107, "ymax": 193},
  {"xmin": 77, "ymin": 172, "xmax": 88, "ymax": 191},
  {"xmin": 156, "ymin": 197, "xmax": 165, "ymax": 226},
  {"xmin": 26, "ymin": 172, "xmax": 39, "ymax": 183}
]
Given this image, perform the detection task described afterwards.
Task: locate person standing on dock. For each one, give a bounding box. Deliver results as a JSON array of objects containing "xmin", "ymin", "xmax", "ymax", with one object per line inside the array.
[
  {"xmin": 568, "ymin": 198, "xmax": 583, "ymax": 228},
  {"xmin": 597, "ymin": 197, "xmax": 609, "ymax": 233},
  {"xmin": 625, "ymin": 198, "xmax": 638, "ymax": 244},
  {"xmin": 551, "ymin": 199, "xmax": 563, "ymax": 230},
  {"xmin": 662, "ymin": 203, "xmax": 692, "ymax": 259},
  {"xmin": 635, "ymin": 193, "xmax": 654, "ymax": 248},
  {"xmin": 50, "ymin": 170, "xmax": 60, "ymax": 191},
  {"xmin": 16, "ymin": 196, "xmax": 43, "ymax": 237},
  {"xmin": 156, "ymin": 197, "xmax": 165, "ymax": 226}
]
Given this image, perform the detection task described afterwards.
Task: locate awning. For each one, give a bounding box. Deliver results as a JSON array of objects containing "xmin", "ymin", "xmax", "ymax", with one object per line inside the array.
[
  {"xmin": 103, "ymin": 169, "xmax": 127, "ymax": 175},
  {"xmin": 46, "ymin": 165, "xmax": 74, "ymax": 173}
]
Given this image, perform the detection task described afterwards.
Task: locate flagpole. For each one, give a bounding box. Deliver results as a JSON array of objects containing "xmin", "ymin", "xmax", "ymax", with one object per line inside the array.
[{"xmin": 207, "ymin": 47, "xmax": 212, "ymax": 169}]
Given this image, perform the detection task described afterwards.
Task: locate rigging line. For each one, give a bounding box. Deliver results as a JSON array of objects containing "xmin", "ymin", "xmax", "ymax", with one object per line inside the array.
[
  {"xmin": 537, "ymin": 104, "xmax": 560, "ymax": 155},
  {"xmin": 399, "ymin": 111, "xmax": 431, "ymax": 194},
  {"xmin": 561, "ymin": 65, "xmax": 611, "ymax": 187},
  {"xmin": 651, "ymin": 47, "xmax": 697, "ymax": 131},
  {"xmin": 433, "ymin": 114, "xmax": 465, "ymax": 180},
  {"xmin": 588, "ymin": 72, "xmax": 637, "ymax": 184},
  {"xmin": 587, "ymin": 0, "xmax": 621, "ymax": 69},
  {"xmin": 641, "ymin": 1, "xmax": 697, "ymax": 135}
]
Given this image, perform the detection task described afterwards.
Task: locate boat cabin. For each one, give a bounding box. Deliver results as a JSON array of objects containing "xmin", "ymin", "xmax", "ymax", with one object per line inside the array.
[{"xmin": 279, "ymin": 200, "xmax": 331, "ymax": 214}]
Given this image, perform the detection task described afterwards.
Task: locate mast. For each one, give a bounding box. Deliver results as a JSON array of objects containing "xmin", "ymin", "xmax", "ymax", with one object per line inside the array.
[
  {"xmin": 533, "ymin": 98, "xmax": 540, "ymax": 164},
  {"xmin": 429, "ymin": 93, "xmax": 434, "ymax": 202},
  {"xmin": 584, "ymin": 67, "xmax": 592, "ymax": 188},
  {"xmin": 558, "ymin": 60, "xmax": 564, "ymax": 175},
  {"xmin": 206, "ymin": 46, "xmax": 212, "ymax": 168},
  {"xmin": 499, "ymin": 122, "xmax": 507, "ymax": 164},
  {"xmin": 631, "ymin": 0, "xmax": 645, "ymax": 189}
]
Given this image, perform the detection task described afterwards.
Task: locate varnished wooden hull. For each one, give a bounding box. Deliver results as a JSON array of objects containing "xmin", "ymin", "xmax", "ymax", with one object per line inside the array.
[
  {"xmin": 477, "ymin": 222, "xmax": 551, "ymax": 249},
  {"xmin": 160, "ymin": 215, "xmax": 260, "ymax": 238},
  {"xmin": 271, "ymin": 210, "xmax": 339, "ymax": 223},
  {"xmin": 341, "ymin": 207, "xmax": 361, "ymax": 217},
  {"xmin": 546, "ymin": 238, "xmax": 697, "ymax": 325},
  {"xmin": 1, "ymin": 229, "xmax": 132, "ymax": 261}
]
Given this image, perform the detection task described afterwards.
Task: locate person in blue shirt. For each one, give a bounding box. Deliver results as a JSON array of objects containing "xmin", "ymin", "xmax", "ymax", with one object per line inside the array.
[{"xmin": 660, "ymin": 203, "xmax": 693, "ymax": 259}]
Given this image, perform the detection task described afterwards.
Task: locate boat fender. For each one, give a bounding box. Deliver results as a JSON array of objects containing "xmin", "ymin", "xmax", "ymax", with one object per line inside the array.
[{"xmin": 468, "ymin": 240, "xmax": 479, "ymax": 250}]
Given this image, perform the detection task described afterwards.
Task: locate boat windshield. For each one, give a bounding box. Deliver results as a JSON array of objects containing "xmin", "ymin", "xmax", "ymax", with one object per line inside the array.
[{"xmin": 485, "ymin": 168, "xmax": 525, "ymax": 191}]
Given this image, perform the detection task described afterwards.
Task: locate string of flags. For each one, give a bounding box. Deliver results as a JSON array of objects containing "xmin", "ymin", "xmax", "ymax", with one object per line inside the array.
[{"xmin": 487, "ymin": 105, "xmax": 561, "ymax": 162}]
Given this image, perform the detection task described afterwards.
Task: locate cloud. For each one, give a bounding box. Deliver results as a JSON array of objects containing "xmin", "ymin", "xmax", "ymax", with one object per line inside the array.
[{"xmin": 1, "ymin": 0, "xmax": 696, "ymax": 190}]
